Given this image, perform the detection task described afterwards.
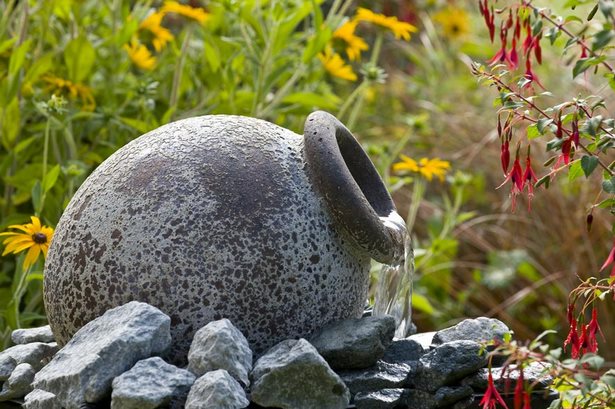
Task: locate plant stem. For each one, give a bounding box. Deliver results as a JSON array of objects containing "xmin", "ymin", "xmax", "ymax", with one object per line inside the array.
[
  {"xmin": 257, "ymin": 64, "xmax": 307, "ymax": 118},
  {"xmin": 169, "ymin": 28, "xmax": 193, "ymax": 115}
]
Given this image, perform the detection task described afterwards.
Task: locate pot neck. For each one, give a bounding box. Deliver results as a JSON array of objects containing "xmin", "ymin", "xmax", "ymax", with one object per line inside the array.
[{"xmin": 303, "ymin": 111, "xmax": 406, "ymax": 265}]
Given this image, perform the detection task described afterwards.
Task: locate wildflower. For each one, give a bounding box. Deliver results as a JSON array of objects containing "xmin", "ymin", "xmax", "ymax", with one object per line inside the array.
[
  {"xmin": 356, "ymin": 7, "xmax": 418, "ymax": 41},
  {"xmin": 333, "ymin": 20, "xmax": 369, "ymax": 61},
  {"xmin": 523, "ymin": 148, "xmax": 537, "ymax": 211},
  {"xmin": 487, "ymin": 24, "xmax": 516, "ymax": 69},
  {"xmin": 480, "ymin": 369, "xmax": 509, "ymax": 409},
  {"xmin": 42, "ymin": 75, "xmax": 95, "ymax": 111},
  {"xmin": 140, "ymin": 11, "xmax": 174, "ymax": 52},
  {"xmin": 523, "ymin": 56, "xmax": 544, "ymax": 89},
  {"xmin": 497, "ymin": 146, "xmax": 523, "ymax": 212},
  {"xmin": 124, "ymin": 39, "xmax": 156, "ymax": 70},
  {"xmin": 513, "ymin": 368, "xmax": 531, "ymax": 409},
  {"xmin": 563, "ymin": 314, "xmax": 581, "ymax": 358},
  {"xmin": 586, "ymin": 307, "xmax": 604, "ymax": 353},
  {"xmin": 318, "ymin": 48, "xmax": 357, "ymax": 81},
  {"xmin": 599, "ymin": 238, "xmax": 615, "ymax": 277},
  {"xmin": 0, "ymin": 216, "xmax": 54, "ymax": 271},
  {"xmin": 478, "ymin": 0, "xmax": 495, "ymax": 42},
  {"xmin": 433, "ymin": 7, "xmax": 470, "ymax": 40},
  {"xmin": 161, "ymin": 1, "xmax": 209, "ymax": 24},
  {"xmin": 392, "ymin": 155, "xmax": 450, "ymax": 182}
]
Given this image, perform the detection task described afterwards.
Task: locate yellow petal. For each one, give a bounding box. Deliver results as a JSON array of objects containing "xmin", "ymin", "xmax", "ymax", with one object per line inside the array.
[
  {"xmin": 30, "ymin": 216, "xmax": 42, "ymax": 231},
  {"xmin": 6, "ymin": 240, "xmax": 35, "ymax": 255},
  {"xmin": 23, "ymin": 245, "xmax": 41, "ymax": 271}
]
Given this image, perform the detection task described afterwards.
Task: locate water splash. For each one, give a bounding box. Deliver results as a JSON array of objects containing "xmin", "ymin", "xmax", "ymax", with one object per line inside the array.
[{"xmin": 374, "ymin": 211, "xmax": 413, "ymax": 338}]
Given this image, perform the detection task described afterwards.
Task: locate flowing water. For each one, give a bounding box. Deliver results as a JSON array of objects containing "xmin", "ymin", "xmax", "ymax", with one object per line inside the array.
[{"xmin": 373, "ymin": 211, "xmax": 414, "ymax": 338}]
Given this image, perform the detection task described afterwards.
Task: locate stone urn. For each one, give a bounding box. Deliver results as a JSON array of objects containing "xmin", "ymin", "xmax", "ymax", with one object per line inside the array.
[{"xmin": 44, "ymin": 111, "xmax": 406, "ymax": 364}]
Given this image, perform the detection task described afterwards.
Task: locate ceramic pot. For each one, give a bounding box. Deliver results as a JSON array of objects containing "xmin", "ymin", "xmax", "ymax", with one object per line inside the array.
[{"xmin": 44, "ymin": 111, "xmax": 405, "ymax": 364}]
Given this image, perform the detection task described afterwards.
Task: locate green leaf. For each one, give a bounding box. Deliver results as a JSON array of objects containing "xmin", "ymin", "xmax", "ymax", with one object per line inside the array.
[
  {"xmin": 536, "ymin": 174, "xmax": 551, "ymax": 189},
  {"xmin": 203, "ymin": 41, "xmax": 221, "ymax": 72},
  {"xmin": 602, "ymin": 176, "xmax": 615, "ymax": 193},
  {"xmin": 282, "ymin": 92, "xmax": 341, "ymax": 110},
  {"xmin": 119, "ymin": 117, "xmax": 152, "ymax": 134},
  {"xmin": 8, "ymin": 39, "xmax": 32, "ymax": 77},
  {"xmin": 537, "ymin": 118, "xmax": 554, "ymax": 134},
  {"xmin": 42, "ymin": 165, "xmax": 61, "ymax": 193},
  {"xmin": 411, "ymin": 293, "xmax": 435, "ymax": 315},
  {"xmin": 64, "ymin": 36, "xmax": 96, "ymax": 83},
  {"xmin": 592, "ymin": 29, "xmax": 614, "ymax": 51},
  {"xmin": 588, "ymin": 4, "xmax": 599, "ymax": 20},
  {"xmin": 568, "ymin": 161, "xmax": 584, "ymax": 182},
  {"xmin": 596, "ymin": 198, "xmax": 615, "ymax": 209},
  {"xmin": 527, "ymin": 124, "xmax": 541, "ymax": 139},
  {"xmin": 531, "ymin": 19, "xmax": 543, "ymax": 37},
  {"xmin": 573, "ymin": 56, "xmax": 607, "ymax": 78},
  {"xmin": 26, "ymin": 272, "xmax": 44, "ymax": 283},
  {"xmin": 31, "ymin": 180, "xmax": 42, "ymax": 215},
  {"xmin": 581, "ymin": 155, "xmax": 599, "ymax": 177}
]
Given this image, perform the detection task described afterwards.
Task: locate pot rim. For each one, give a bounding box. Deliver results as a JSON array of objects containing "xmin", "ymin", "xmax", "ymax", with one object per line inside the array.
[{"xmin": 303, "ymin": 111, "xmax": 404, "ymax": 264}]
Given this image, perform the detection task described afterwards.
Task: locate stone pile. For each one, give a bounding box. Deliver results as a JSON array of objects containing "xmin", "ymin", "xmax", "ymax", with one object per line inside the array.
[{"xmin": 0, "ymin": 303, "xmax": 552, "ymax": 409}]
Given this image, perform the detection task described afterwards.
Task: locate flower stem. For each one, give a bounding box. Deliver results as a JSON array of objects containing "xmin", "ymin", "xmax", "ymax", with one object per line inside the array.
[{"xmin": 169, "ymin": 27, "xmax": 193, "ymax": 116}]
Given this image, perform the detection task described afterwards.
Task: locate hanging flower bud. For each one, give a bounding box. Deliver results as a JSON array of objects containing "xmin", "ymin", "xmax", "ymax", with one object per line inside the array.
[
  {"xmin": 534, "ymin": 33, "xmax": 543, "ymax": 64},
  {"xmin": 571, "ymin": 116, "xmax": 579, "ymax": 146},
  {"xmin": 523, "ymin": 146, "xmax": 538, "ymax": 211},
  {"xmin": 586, "ymin": 213, "xmax": 594, "ymax": 232},
  {"xmin": 522, "ymin": 22, "xmax": 533, "ymax": 54},
  {"xmin": 523, "ymin": 57, "xmax": 544, "ymax": 89},
  {"xmin": 509, "ymin": 37, "xmax": 519, "ymax": 69},
  {"xmin": 501, "ymin": 140, "xmax": 510, "ymax": 175},
  {"xmin": 489, "ymin": 7, "xmax": 495, "ymax": 42},
  {"xmin": 555, "ymin": 114, "xmax": 563, "ymax": 139},
  {"xmin": 514, "ymin": 14, "xmax": 521, "ymax": 40},
  {"xmin": 561, "ymin": 137, "xmax": 572, "ymax": 165}
]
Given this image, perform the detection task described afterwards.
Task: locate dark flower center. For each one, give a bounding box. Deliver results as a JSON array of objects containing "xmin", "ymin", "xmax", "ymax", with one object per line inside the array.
[{"xmin": 32, "ymin": 232, "xmax": 47, "ymax": 244}]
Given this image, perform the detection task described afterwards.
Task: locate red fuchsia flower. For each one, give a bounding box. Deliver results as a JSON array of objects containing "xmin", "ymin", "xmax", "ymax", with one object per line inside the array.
[
  {"xmin": 478, "ymin": 0, "xmax": 496, "ymax": 42},
  {"xmin": 522, "ymin": 22, "xmax": 533, "ymax": 54},
  {"xmin": 509, "ymin": 37, "xmax": 519, "ymax": 69},
  {"xmin": 523, "ymin": 57, "xmax": 544, "ymax": 89},
  {"xmin": 501, "ymin": 140, "xmax": 510, "ymax": 175},
  {"xmin": 480, "ymin": 370, "xmax": 509, "ymax": 409},
  {"xmin": 533, "ymin": 33, "xmax": 542, "ymax": 64},
  {"xmin": 514, "ymin": 14, "xmax": 521, "ymax": 40},
  {"xmin": 599, "ymin": 238, "xmax": 615, "ymax": 277},
  {"xmin": 498, "ymin": 146, "xmax": 524, "ymax": 212},
  {"xmin": 571, "ymin": 117, "xmax": 579, "ymax": 146},
  {"xmin": 555, "ymin": 114, "xmax": 563, "ymax": 138},
  {"xmin": 488, "ymin": 24, "xmax": 517, "ymax": 69},
  {"xmin": 585, "ymin": 307, "xmax": 604, "ymax": 353},
  {"xmin": 523, "ymin": 148, "xmax": 537, "ymax": 211},
  {"xmin": 564, "ymin": 316, "xmax": 581, "ymax": 358},
  {"xmin": 580, "ymin": 38, "xmax": 588, "ymax": 58},
  {"xmin": 561, "ymin": 136, "xmax": 572, "ymax": 165},
  {"xmin": 513, "ymin": 368, "xmax": 531, "ymax": 409}
]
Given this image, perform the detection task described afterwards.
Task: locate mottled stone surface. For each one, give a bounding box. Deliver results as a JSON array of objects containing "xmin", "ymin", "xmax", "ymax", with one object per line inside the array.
[
  {"xmin": 338, "ymin": 360, "xmax": 418, "ymax": 395},
  {"xmin": 11, "ymin": 326, "xmax": 55, "ymax": 345},
  {"xmin": 381, "ymin": 338, "xmax": 425, "ymax": 364},
  {"xmin": 0, "ymin": 356, "xmax": 17, "ymax": 382},
  {"xmin": 0, "ymin": 363, "xmax": 35, "ymax": 400},
  {"xmin": 462, "ymin": 362, "xmax": 553, "ymax": 391},
  {"xmin": 187, "ymin": 319, "xmax": 252, "ymax": 386},
  {"xmin": 24, "ymin": 389, "xmax": 61, "ymax": 409},
  {"xmin": 354, "ymin": 388, "xmax": 407, "ymax": 409},
  {"xmin": 185, "ymin": 369, "xmax": 249, "ymax": 409},
  {"xmin": 111, "ymin": 357, "xmax": 195, "ymax": 409},
  {"xmin": 251, "ymin": 338, "xmax": 349, "ymax": 409},
  {"xmin": 310, "ymin": 315, "xmax": 396, "ymax": 370},
  {"xmin": 432, "ymin": 317, "xmax": 510, "ymax": 345},
  {"xmin": 415, "ymin": 340, "xmax": 488, "ymax": 392},
  {"xmin": 0, "ymin": 342, "xmax": 58, "ymax": 371},
  {"xmin": 44, "ymin": 114, "xmax": 376, "ymax": 364},
  {"xmin": 32, "ymin": 301, "xmax": 171, "ymax": 409}
]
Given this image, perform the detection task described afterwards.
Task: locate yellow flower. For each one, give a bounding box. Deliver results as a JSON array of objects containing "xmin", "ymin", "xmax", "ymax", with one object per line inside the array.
[
  {"xmin": 318, "ymin": 48, "xmax": 357, "ymax": 81},
  {"xmin": 433, "ymin": 7, "xmax": 470, "ymax": 40},
  {"xmin": 124, "ymin": 39, "xmax": 156, "ymax": 70},
  {"xmin": 0, "ymin": 216, "xmax": 54, "ymax": 271},
  {"xmin": 140, "ymin": 11, "xmax": 174, "ymax": 52},
  {"xmin": 356, "ymin": 7, "xmax": 418, "ymax": 41},
  {"xmin": 42, "ymin": 75, "xmax": 95, "ymax": 111},
  {"xmin": 160, "ymin": 1, "xmax": 209, "ymax": 24},
  {"xmin": 393, "ymin": 154, "xmax": 450, "ymax": 182},
  {"xmin": 333, "ymin": 20, "xmax": 369, "ymax": 61}
]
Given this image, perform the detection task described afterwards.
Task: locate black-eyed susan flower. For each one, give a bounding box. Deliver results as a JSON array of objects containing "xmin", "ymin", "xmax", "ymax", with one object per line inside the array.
[
  {"xmin": 318, "ymin": 48, "xmax": 357, "ymax": 81},
  {"xmin": 433, "ymin": 7, "xmax": 470, "ymax": 40},
  {"xmin": 333, "ymin": 20, "xmax": 369, "ymax": 61},
  {"xmin": 140, "ymin": 11, "xmax": 174, "ymax": 52},
  {"xmin": 393, "ymin": 154, "xmax": 450, "ymax": 182},
  {"xmin": 124, "ymin": 39, "xmax": 156, "ymax": 70},
  {"xmin": 0, "ymin": 216, "xmax": 54, "ymax": 270},
  {"xmin": 356, "ymin": 7, "xmax": 418, "ymax": 41},
  {"xmin": 42, "ymin": 75, "xmax": 95, "ymax": 111},
  {"xmin": 160, "ymin": 1, "xmax": 209, "ymax": 24}
]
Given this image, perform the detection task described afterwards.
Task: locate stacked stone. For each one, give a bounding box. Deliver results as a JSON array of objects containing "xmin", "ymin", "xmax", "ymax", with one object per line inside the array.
[{"xmin": 0, "ymin": 303, "xmax": 554, "ymax": 409}]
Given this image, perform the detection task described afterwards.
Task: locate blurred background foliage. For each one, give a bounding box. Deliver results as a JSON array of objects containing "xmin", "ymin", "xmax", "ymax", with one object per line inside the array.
[{"xmin": 0, "ymin": 0, "xmax": 612, "ymax": 366}]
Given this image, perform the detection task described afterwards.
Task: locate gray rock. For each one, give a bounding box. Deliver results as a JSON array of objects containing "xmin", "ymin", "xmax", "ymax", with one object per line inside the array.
[
  {"xmin": 432, "ymin": 318, "xmax": 510, "ymax": 345},
  {"xmin": 462, "ymin": 361, "xmax": 552, "ymax": 391},
  {"xmin": 382, "ymin": 338, "xmax": 424, "ymax": 364},
  {"xmin": 111, "ymin": 357, "xmax": 195, "ymax": 409},
  {"xmin": 407, "ymin": 332, "xmax": 435, "ymax": 350},
  {"xmin": 12, "ymin": 325, "xmax": 55, "ymax": 345},
  {"xmin": 415, "ymin": 340, "xmax": 488, "ymax": 392},
  {"xmin": 187, "ymin": 319, "xmax": 252, "ymax": 386},
  {"xmin": 0, "ymin": 356, "xmax": 17, "ymax": 382},
  {"xmin": 251, "ymin": 338, "xmax": 350, "ymax": 409},
  {"xmin": 0, "ymin": 342, "xmax": 58, "ymax": 371},
  {"xmin": 310, "ymin": 315, "xmax": 396, "ymax": 370},
  {"xmin": 33, "ymin": 301, "xmax": 171, "ymax": 409},
  {"xmin": 404, "ymin": 389, "xmax": 436, "ymax": 409},
  {"xmin": 451, "ymin": 395, "xmax": 475, "ymax": 409},
  {"xmin": 338, "ymin": 360, "xmax": 418, "ymax": 395},
  {"xmin": 185, "ymin": 369, "xmax": 249, "ymax": 409},
  {"xmin": 24, "ymin": 389, "xmax": 62, "ymax": 409},
  {"xmin": 354, "ymin": 388, "xmax": 407, "ymax": 409},
  {"xmin": 0, "ymin": 363, "xmax": 36, "ymax": 400},
  {"xmin": 434, "ymin": 385, "xmax": 474, "ymax": 407}
]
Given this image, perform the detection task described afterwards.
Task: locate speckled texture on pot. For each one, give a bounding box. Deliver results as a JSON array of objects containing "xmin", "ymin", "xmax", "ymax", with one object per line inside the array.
[{"xmin": 44, "ymin": 115, "xmax": 373, "ymax": 365}]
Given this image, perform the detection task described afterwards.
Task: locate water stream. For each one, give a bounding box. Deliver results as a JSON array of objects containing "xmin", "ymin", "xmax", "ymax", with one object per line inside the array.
[{"xmin": 373, "ymin": 212, "xmax": 414, "ymax": 338}]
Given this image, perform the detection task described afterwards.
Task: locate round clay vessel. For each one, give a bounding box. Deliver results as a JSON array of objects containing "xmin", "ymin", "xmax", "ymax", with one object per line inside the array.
[{"xmin": 44, "ymin": 111, "xmax": 405, "ymax": 364}]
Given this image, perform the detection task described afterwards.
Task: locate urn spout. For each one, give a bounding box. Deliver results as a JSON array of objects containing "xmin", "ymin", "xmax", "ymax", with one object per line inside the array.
[{"xmin": 303, "ymin": 111, "xmax": 406, "ymax": 265}]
